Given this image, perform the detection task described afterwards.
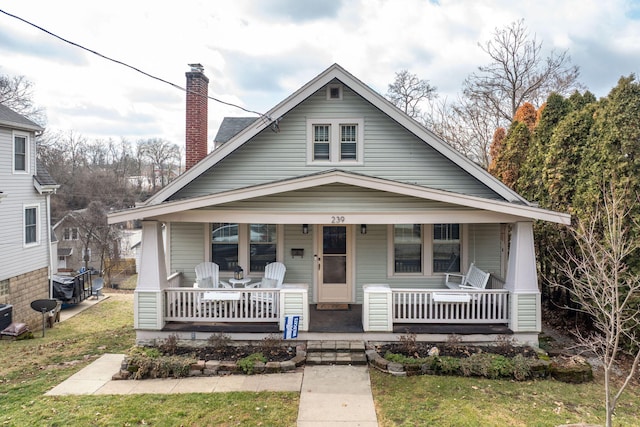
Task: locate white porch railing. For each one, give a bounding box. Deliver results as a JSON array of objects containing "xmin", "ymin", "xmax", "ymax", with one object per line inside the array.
[
  {"xmin": 164, "ymin": 287, "xmax": 280, "ymax": 322},
  {"xmin": 392, "ymin": 288, "xmax": 510, "ymax": 324}
]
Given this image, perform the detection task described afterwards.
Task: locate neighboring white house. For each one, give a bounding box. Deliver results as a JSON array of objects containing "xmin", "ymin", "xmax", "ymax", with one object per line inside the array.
[
  {"xmin": 0, "ymin": 103, "xmax": 58, "ymax": 331},
  {"xmin": 108, "ymin": 64, "xmax": 570, "ymax": 345}
]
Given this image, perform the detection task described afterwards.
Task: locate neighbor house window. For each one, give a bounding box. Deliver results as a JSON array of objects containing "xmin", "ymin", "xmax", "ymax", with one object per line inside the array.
[
  {"xmin": 307, "ymin": 118, "xmax": 364, "ymax": 164},
  {"xmin": 0, "ymin": 279, "xmax": 9, "ymax": 297},
  {"xmin": 63, "ymin": 227, "xmax": 79, "ymax": 240},
  {"xmin": 249, "ymin": 224, "xmax": 277, "ymax": 273},
  {"xmin": 14, "ymin": 133, "xmax": 28, "ymax": 173},
  {"xmin": 391, "ymin": 224, "xmax": 462, "ymax": 275},
  {"xmin": 24, "ymin": 205, "xmax": 38, "ymax": 245}
]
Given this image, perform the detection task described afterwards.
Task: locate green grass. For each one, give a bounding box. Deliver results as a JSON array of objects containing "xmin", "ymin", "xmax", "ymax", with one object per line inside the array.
[
  {"xmin": 3, "ymin": 292, "xmax": 639, "ymax": 426},
  {"xmin": 0, "ymin": 293, "xmax": 298, "ymax": 426},
  {"xmin": 370, "ymin": 368, "xmax": 640, "ymax": 426}
]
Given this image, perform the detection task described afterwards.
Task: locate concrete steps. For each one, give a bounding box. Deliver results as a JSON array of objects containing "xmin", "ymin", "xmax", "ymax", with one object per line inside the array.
[{"xmin": 305, "ymin": 340, "xmax": 368, "ymax": 365}]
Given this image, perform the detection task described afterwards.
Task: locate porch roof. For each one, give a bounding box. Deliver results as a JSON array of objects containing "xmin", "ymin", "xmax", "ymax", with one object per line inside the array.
[{"xmin": 108, "ymin": 169, "xmax": 570, "ymax": 225}]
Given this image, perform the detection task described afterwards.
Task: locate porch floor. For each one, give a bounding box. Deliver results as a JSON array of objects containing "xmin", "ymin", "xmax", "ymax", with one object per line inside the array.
[{"xmin": 162, "ymin": 305, "xmax": 511, "ymax": 335}]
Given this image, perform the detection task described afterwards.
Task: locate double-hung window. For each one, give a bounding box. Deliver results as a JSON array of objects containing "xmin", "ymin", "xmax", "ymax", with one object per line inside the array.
[
  {"xmin": 63, "ymin": 227, "xmax": 79, "ymax": 240},
  {"xmin": 211, "ymin": 223, "xmax": 279, "ymax": 273},
  {"xmin": 307, "ymin": 118, "xmax": 364, "ymax": 164},
  {"xmin": 14, "ymin": 133, "xmax": 28, "ymax": 173},
  {"xmin": 24, "ymin": 205, "xmax": 38, "ymax": 246},
  {"xmin": 391, "ymin": 224, "xmax": 461, "ymax": 275}
]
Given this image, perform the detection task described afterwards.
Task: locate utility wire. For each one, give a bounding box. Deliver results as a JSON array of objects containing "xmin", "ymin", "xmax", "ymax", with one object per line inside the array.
[{"xmin": 0, "ymin": 8, "xmax": 268, "ymax": 119}]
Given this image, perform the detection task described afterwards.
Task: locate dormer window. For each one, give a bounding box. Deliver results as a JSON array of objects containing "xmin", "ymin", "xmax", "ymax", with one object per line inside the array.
[
  {"xmin": 13, "ymin": 133, "xmax": 28, "ymax": 173},
  {"xmin": 327, "ymin": 84, "xmax": 342, "ymax": 100}
]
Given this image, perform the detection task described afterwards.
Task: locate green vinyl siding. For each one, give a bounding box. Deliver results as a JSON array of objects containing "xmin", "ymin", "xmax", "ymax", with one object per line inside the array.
[
  {"xmin": 170, "ymin": 223, "xmax": 206, "ymax": 286},
  {"xmin": 516, "ymin": 293, "xmax": 540, "ymax": 331},
  {"xmin": 468, "ymin": 223, "xmax": 502, "ymax": 275},
  {"xmin": 282, "ymin": 224, "xmax": 315, "ymax": 300},
  {"xmin": 199, "ymin": 183, "xmax": 473, "ymax": 213},
  {"xmin": 170, "ymin": 83, "xmax": 501, "ymax": 201}
]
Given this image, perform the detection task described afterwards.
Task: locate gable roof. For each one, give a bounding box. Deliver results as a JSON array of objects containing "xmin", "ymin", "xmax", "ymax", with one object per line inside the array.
[
  {"xmin": 145, "ymin": 63, "xmax": 529, "ymax": 206},
  {"xmin": 0, "ymin": 103, "xmax": 43, "ymax": 132},
  {"xmin": 109, "ymin": 169, "xmax": 570, "ymax": 225}
]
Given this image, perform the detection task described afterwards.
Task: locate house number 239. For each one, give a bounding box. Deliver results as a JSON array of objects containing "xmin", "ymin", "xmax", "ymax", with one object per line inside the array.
[{"xmin": 331, "ymin": 216, "xmax": 345, "ymax": 224}]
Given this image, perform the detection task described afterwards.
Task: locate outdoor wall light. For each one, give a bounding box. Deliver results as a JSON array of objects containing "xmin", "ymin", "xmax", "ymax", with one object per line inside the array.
[
  {"xmin": 302, "ymin": 224, "xmax": 309, "ymax": 234},
  {"xmin": 361, "ymin": 224, "xmax": 367, "ymax": 234}
]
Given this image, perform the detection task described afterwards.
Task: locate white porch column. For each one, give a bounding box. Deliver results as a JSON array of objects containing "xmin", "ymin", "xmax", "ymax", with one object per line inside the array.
[
  {"xmin": 134, "ymin": 221, "xmax": 168, "ymax": 330},
  {"xmin": 505, "ymin": 221, "xmax": 541, "ymax": 334}
]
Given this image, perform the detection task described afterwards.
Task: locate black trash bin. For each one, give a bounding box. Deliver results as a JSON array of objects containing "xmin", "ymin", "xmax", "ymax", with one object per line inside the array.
[{"xmin": 0, "ymin": 304, "xmax": 13, "ymax": 331}]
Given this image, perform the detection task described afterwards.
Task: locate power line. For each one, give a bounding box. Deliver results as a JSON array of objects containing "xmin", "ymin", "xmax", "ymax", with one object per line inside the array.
[{"xmin": 0, "ymin": 8, "xmax": 269, "ymax": 119}]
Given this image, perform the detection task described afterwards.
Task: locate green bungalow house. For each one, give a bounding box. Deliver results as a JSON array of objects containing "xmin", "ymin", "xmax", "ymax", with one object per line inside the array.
[{"xmin": 108, "ymin": 63, "xmax": 569, "ymax": 346}]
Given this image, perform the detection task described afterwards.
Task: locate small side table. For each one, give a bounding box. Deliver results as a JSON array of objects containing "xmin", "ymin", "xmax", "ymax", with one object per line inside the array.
[{"xmin": 229, "ymin": 278, "xmax": 251, "ymax": 288}]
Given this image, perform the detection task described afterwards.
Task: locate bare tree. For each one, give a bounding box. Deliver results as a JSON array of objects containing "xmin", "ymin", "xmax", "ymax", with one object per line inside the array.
[
  {"xmin": 67, "ymin": 201, "xmax": 121, "ymax": 284},
  {"xmin": 137, "ymin": 138, "xmax": 181, "ymax": 192},
  {"xmin": 463, "ymin": 19, "xmax": 582, "ymax": 124},
  {"xmin": 386, "ymin": 70, "xmax": 437, "ymax": 119},
  {"xmin": 554, "ymin": 185, "xmax": 640, "ymax": 427},
  {"xmin": 0, "ymin": 72, "xmax": 45, "ymax": 124}
]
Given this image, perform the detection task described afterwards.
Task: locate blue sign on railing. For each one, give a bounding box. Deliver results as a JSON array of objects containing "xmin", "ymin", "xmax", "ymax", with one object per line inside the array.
[{"xmin": 283, "ymin": 315, "xmax": 300, "ymax": 339}]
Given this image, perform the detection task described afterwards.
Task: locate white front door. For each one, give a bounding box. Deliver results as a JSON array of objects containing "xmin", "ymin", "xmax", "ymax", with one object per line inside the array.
[{"xmin": 316, "ymin": 225, "xmax": 353, "ymax": 303}]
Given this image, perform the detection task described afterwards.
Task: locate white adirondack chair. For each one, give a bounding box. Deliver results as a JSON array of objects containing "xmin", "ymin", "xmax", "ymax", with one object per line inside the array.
[
  {"xmin": 194, "ymin": 262, "xmax": 231, "ymax": 288},
  {"xmin": 247, "ymin": 262, "xmax": 286, "ymax": 314},
  {"xmin": 247, "ymin": 262, "xmax": 286, "ymax": 288}
]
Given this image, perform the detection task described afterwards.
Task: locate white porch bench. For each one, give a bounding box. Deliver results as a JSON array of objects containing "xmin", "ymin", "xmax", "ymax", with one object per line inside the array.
[{"xmin": 445, "ymin": 263, "xmax": 490, "ymax": 290}]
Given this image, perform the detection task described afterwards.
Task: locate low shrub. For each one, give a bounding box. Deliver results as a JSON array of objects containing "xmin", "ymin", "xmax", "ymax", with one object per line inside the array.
[
  {"xmin": 126, "ymin": 346, "xmax": 196, "ymax": 379},
  {"xmin": 383, "ymin": 349, "xmax": 534, "ymax": 380},
  {"xmin": 237, "ymin": 352, "xmax": 267, "ymax": 374}
]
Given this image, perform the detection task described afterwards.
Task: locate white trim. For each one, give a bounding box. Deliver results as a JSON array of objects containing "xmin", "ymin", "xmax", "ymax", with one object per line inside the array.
[
  {"xmin": 326, "ymin": 83, "xmax": 343, "ymax": 100},
  {"xmin": 387, "ymin": 223, "xmax": 465, "ymax": 278},
  {"xmin": 12, "ymin": 131, "xmax": 29, "ymax": 174},
  {"xmin": 306, "ymin": 118, "xmax": 364, "ymax": 165},
  {"xmin": 109, "ymin": 170, "xmax": 570, "ymax": 225},
  {"xmin": 23, "ymin": 203, "xmax": 40, "ymax": 247}
]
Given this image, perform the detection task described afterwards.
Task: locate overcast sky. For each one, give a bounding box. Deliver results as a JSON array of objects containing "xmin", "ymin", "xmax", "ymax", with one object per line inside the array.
[{"xmin": 1, "ymin": 0, "xmax": 639, "ymax": 149}]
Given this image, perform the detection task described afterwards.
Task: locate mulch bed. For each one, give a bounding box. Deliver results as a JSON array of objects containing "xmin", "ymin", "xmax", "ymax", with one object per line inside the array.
[{"xmin": 171, "ymin": 345, "xmax": 297, "ymax": 362}]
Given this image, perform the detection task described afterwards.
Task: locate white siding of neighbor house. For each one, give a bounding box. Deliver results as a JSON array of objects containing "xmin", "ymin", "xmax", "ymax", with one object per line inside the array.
[
  {"xmin": 0, "ymin": 126, "xmax": 50, "ymax": 281},
  {"xmin": 170, "ymin": 223, "xmax": 206, "ymax": 286},
  {"xmin": 170, "ymin": 83, "xmax": 502, "ymax": 202}
]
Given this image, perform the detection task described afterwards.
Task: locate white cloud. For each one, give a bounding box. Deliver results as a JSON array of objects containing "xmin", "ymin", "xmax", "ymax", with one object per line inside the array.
[{"xmin": 0, "ymin": 0, "xmax": 638, "ymax": 145}]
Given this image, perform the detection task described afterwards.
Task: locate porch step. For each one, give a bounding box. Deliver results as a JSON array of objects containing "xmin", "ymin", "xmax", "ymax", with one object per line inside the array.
[{"xmin": 305, "ymin": 340, "xmax": 367, "ymax": 366}]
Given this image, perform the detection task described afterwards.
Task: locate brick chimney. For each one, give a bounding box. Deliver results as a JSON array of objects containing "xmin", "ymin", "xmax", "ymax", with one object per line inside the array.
[{"xmin": 185, "ymin": 63, "xmax": 209, "ymax": 170}]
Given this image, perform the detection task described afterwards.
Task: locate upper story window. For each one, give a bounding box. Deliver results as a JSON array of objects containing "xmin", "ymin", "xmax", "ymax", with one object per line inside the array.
[
  {"xmin": 307, "ymin": 118, "xmax": 364, "ymax": 165},
  {"xmin": 13, "ymin": 133, "xmax": 28, "ymax": 173},
  {"xmin": 63, "ymin": 227, "xmax": 80, "ymax": 241},
  {"xmin": 24, "ymin": 205, "xmax": 38, "ymax": 246}
]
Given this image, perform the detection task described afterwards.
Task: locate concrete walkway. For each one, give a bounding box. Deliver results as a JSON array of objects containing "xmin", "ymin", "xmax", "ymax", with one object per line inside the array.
[{"xmin": 46, "ymin": 354, "xmax": 379, "ymax": 426}]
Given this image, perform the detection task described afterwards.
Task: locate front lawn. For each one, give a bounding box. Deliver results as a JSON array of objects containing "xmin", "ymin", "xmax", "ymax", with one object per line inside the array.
[
  {"xmin": 3, "ymin": 291, "xmax": 639, "ymax": 426},
  {"xmin": 0, "ymin": 292, "xmax": 299, "ymax": 426},
  {"xmin": 370, "ymin": 365, "xmax": 640, "ymax": 426}
]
